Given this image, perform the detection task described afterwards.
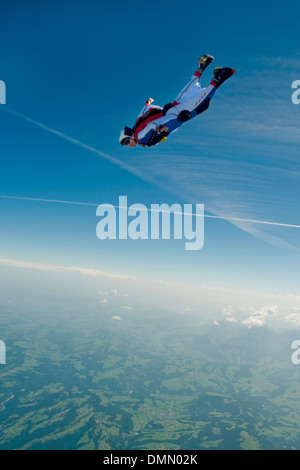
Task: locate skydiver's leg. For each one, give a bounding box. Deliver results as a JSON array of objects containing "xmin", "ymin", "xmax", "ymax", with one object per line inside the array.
[
  {"xmin": 171, "ymin": 81, "xmax": 215, "ymax": 117},
  {"xmin": 175, "ymin": 54, "xmax": 214, "ymax": 102},
  {"xmin": 161, "ymin": 65, "xmax": 236, "ymax": 135},
  {"xmin": 175, "ymin": 73, "xmax": 203, "ymax": 102},
  {"xmin": 163, "ymin": 78, "xmax": 223, "ymax": 132},
  {"xmin": 154, "ymin": 82, "xmax": 216, "ymax": 135},
  {"xmin": 189, "ymin": 85, "xmax": 216, "ymax": 118},
  {"xmin": 174, "ymin": 67, "xmax": 235, "ymax": 118}
]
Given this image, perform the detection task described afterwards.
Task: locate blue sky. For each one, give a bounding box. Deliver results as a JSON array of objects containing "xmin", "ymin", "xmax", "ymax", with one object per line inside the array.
[{"xmin": 1, "ymin": 0, "xmax": 300, "ymax": 327}]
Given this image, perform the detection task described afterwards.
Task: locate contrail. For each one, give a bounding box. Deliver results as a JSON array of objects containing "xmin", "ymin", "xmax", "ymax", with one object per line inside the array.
[
  {"xmin": 2, "ymin": 107, "xmax": 160, "ymax": 187},
  {"xmin": 1, "ymin": 195, "xmax": 300, "ymax": 228},
  {"xmin": 2, "ymin": 107, "xmax": 300, "ymax": 230}
]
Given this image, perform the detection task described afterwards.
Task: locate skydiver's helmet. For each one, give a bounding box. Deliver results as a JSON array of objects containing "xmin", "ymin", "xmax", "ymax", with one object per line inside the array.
[{"xmin": 119, "ymin": 126, "xmax": 135, "ymax": 145}]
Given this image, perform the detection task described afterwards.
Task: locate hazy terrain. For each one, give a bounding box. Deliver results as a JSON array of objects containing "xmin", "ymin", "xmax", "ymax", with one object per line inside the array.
[{"xmin": 1, "ymin": 294, "xmax": 300, "ymax": 450}]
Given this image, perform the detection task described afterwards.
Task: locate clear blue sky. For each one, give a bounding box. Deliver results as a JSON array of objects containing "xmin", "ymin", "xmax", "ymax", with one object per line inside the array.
[{"xmin": 1, "ymin": 0, "xmax": 300, "ymax": 326}]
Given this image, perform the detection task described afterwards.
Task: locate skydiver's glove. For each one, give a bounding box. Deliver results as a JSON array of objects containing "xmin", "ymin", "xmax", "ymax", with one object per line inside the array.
[
  {"xmin": 158, "ymin": 125, "xmax": 169, "ymax": 142},
  {"xmin": 147, "ymin": 126, "xmax": 169, "ymax": 146},
  {"xmin": 157, "ymin": 125, "xmax": 169, "ymax": 134}
]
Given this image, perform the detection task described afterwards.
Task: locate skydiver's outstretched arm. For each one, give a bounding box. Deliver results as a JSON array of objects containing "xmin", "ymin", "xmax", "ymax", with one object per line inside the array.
[{"xmin": 137, "ymin": 98, "xmax": 163, "ymax": 118}]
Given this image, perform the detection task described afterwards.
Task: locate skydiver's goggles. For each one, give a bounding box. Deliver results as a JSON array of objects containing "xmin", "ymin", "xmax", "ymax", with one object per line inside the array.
[{"xmin": 121, "ymin": 137, "xmax": 131, "ymax": 146}]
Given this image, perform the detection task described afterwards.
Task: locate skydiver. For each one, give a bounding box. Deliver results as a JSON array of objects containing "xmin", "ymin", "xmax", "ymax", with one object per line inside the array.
[{"xmin": 119, "ymin": 55, "xmax": 235, "ymax": 148}]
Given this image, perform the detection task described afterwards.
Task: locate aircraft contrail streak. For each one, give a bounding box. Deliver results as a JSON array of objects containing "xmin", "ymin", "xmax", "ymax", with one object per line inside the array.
[
  {"xmin": 2, "ymin": 107, "xmax": 159, "ymax": 187},
  {"xmin": 0, "ymin": 195, "xmax": 299, "ymax": 228},
  {"xmin": 1, "ymin": 107, "xmax": 300, "ymax": 229}
]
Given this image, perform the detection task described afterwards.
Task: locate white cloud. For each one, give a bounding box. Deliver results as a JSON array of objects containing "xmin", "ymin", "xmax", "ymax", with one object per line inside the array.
[
  {"xmin": 222, "ymin": 305, "xmax": 233, "ymax": 317},
  {"xmin": 99, "ymin": 298, "xmax": 108, "ymax": 304},
  {"xmin": 0, "ymin": 258, "xmax": 140, "ymax": 280},
  {"xmin": 243, "ymin": 317, "xmax": 264, "ymax": 328},
  {"xmin": 112, "ymin": 316, "xmax": 122, "ymax": 320},
  {"xmin": 242, "ymin": 305, "xmax": 279, "ymax": 328},
  {"xmin": 225, "ymin": 316, "xmax": 238, "ymax": 323},
  {"xmin": 154, "ymin": 279, "xmax": 171, "ymax": 286},
  {"xmin": 221, "ymin": 305, "xmax": 237, "ymax": 323},
  {"xmin": 284, "ymin": 312, "xmax": 300, "ymax": 325},
  {"xmin": 290, "ymin": 307, "xmax": 300, "ymax": 313},
  {"xmin": 121, "ymin": 306, "xmax": 133, "ymax": 310}
]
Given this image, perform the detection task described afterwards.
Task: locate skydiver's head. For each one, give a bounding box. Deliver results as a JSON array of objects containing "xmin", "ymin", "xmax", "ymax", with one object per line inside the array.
[
  {"xmin": 123, "ymin": 137, "xmax": 137, "ymax": 147},
  {"xmin": 119, "ymin": 126, "xmax": 136, "ymax": 147}
]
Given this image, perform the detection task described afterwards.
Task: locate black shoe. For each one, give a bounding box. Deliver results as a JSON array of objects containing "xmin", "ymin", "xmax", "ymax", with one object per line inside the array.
[
  {"xmin": 197, "ymin": 54, "xmax": 214, "ymax": 73},
  {"xmin": 212, "ymin": 66, "xmax": 236, "ymax": 88}
]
